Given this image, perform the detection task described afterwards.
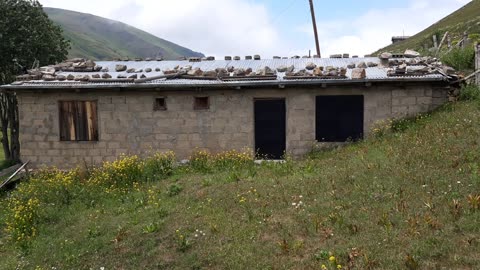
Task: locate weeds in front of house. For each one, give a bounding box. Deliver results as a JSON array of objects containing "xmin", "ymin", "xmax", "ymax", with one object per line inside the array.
[
  {"xmin": 2, "ymin": 149, "xmax": 257, "ymax": 250},
  {"xmin": 370, "ymin": 112, "xmax": 432, "ymax": 138},
  {"xmin": 459, "ymin": 84, "xmax": 480, "ymax": 101},
  {"xmin": 189, "ymin": 148, "xmax": 254, "ymax": 173},
  {"xmin": 2, "ymin": 102, "xmax": 480, "ymax": 268}
]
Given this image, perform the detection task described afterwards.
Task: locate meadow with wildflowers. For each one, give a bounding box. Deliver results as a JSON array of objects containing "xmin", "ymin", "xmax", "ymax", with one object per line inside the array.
[{"xmin": 1, "ymin": 98, "xmax": 480, "ymax": 269}]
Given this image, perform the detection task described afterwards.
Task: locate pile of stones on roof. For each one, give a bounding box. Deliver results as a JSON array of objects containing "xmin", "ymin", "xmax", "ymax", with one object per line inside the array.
[
  {"xmin": 381, "ymin": 50, "xmax": 457, "ymax": 79},
  {"xmin": 16, "ymin": 58, "xmax": 104, "ymax": 82},
  {"xmin": 282, "ymin": 63, "xmax": 348, "ymax": 79},
  {"xmin": 13, "ymin": 50, "xmax": 459, "ymax": 83}
]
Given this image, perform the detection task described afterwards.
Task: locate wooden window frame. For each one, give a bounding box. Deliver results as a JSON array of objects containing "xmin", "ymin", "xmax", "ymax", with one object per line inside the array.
[
  {"xmin": 153, "ymin": 97, "xmax": 167, "ymax": 111},
  {"xmin": 58, "ymin": 100, "xmax": 99, "ymax": 142},
  {"xmin": 194, "ymin": 96, "xmax": 210, "ymax": 110}
]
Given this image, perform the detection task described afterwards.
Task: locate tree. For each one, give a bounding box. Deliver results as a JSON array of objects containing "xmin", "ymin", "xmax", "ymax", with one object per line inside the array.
[{"xmin": 0, "ymin": 0, "xmax": 70, "ymax": 163}]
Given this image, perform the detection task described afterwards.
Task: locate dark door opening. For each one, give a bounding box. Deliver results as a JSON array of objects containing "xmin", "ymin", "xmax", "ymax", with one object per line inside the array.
[
  {"xmin": 316, "ymin": 95, "xmax": 364, "ymax": 142},
  {"xmin": 254, "ymin": 99, "xmax": 286, "ymax": 159}
]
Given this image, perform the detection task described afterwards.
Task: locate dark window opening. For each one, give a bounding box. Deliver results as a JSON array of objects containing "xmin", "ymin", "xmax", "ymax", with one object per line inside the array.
[
  {"xmin": 194, "ymin": 97, "xmax": 209, "ymax": 110},
  {"xmin": 59, "ymin": 101, "xmax": 98, "ymax": 141},
  {"xmin": 315, "ymin": 95, "xmax": 364, "ymax": 142},
  {"xmin": 154, "ymin": 97, "xmax": 167, "ymax": 111}
]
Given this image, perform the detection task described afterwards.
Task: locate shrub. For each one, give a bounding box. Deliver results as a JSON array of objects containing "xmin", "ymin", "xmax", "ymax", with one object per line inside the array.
[
  {"xmin": 468, "ymin": 33, "xmax": 480, "ymax": 43},
  {"xmin": 88, "ymin": 155, "xmax": 142, "ymax": 190},
  {"xmin": 441, "ymin": 46, "xmax": 475, "ymax": 72},
  {"xmin": 4, "ymin": 168, "xmax": 80, "ymax": 248},
  {"xmin": 459, "ymin": 84, "xmax": 480, "ymax": 101},
  {"xmin": 167, "ymin": 184, "xmax": 183, "ymax": 197},
  {"xmin": 189, "ymin": 150, "xmax": 211, "ymax": 173},
  {"xmin": 143, "ymin": 151, "xmax": 176, "ymax": 182}
]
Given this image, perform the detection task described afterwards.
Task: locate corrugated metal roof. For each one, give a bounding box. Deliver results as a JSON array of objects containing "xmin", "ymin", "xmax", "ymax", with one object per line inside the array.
[{"xmin": 2, "ymin": 57, "xmax": 448, "ymax": 89}]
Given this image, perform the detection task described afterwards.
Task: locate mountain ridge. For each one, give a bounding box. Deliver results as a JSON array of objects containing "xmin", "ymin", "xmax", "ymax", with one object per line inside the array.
[{"xmin": 44, "ymin": 7, "xmax": 204, "ymax": 60}]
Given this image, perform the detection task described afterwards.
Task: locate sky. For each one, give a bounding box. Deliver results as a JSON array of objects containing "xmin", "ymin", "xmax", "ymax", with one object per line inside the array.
[{"xmin": 39, "ymin": 0, "xmax": 471, "ymax": 58}]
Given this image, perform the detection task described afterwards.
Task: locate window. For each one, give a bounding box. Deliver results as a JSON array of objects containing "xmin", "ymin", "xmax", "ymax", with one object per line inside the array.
[
  {"xmin": 194, "ymin": 97, "xmax": 209, "ymax": 110},
  {"xmin": 315, "ymin": 95, "xmax": 364, "ymax": 142},
  {"xmin": 59, "ymin": 101, "xmax": 98, "ymax": 141},
  {"xmin": 154, "ymin": 97, "xmax": 167, "ymax": 111}
]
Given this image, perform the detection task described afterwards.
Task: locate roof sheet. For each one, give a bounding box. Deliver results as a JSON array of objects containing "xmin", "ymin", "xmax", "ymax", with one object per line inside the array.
[{"xmin": 3, "ymin": 57, "xmax": 447, "ymax": 89}]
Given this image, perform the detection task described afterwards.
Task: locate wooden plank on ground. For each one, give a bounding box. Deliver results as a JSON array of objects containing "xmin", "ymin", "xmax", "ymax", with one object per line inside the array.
[
  {"xmin": 0, "ymin": 161, "xmax": 29, "ymax": 190},
  {"xmin": 0, "ymin": 164, "xmax": 21, "ymax": 178}
]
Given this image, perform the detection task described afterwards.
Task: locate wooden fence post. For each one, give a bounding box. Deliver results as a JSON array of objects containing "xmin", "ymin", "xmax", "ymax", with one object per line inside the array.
[{"xmin": 476, "ymin": 43, "xmax": 480, "ymax": 86}]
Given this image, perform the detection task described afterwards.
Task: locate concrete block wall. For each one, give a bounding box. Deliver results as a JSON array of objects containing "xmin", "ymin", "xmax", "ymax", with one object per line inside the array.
[
  {"xmin": 391, "ymin": 87, "xmax": 448, "ymax": 118},
  {"xmin": 17, "ymin": 83, "xmax": 449, "ymax": 168}
]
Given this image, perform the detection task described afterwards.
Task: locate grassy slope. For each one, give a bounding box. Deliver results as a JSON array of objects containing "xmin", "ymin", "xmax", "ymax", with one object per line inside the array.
[
  {"xmin": 44, "ymin": 8, "xmax": 204, "ymax": 60},
  {"xmin": 1, "ymin": 101, "xmax": 480, "ymax": 269},
  {"xmin": 372, "ymin": 0, "xmax": 480, "ymax": 55}
]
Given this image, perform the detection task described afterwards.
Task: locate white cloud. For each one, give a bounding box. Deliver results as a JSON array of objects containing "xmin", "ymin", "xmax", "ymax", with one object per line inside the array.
[
  {"xmin": 39, "ymin": 0, "xmax": 471, "ymax": 58},
  {"xmin": 39, "ymin": 0, "xmax": 286, "ymax": 58},
  {"xmin": 296, "ymin": 0, "xmax": 471, "ymax": 57}
]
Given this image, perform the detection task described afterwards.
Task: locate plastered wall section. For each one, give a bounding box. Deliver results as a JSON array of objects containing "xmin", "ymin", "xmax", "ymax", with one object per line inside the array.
[{"xmin": 16, "ymin": 84, "xmax": 448, "ymax": 168}]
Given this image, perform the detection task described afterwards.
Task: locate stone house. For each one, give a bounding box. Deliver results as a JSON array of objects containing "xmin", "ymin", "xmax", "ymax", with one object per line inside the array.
[{"xmin": 1, "ymin": 56, "xmax": 452, "ymax": 168}]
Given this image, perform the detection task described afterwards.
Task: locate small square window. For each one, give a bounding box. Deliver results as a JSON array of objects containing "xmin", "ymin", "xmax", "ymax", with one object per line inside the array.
[
  {"xmin": 154, "ymin": 97, "xmax": 167, "ymax": 111},
  {"xmin": 194, "ymin": 97, "xmax": 209, "ymax": 110}
]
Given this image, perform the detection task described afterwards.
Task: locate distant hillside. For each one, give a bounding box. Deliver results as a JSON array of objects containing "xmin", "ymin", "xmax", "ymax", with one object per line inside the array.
[
  {"xmin": 373, "ymin": 0, "xmax": 480, "ymax": 55},
  {"xmin": 44, "ymin": 8, "xmax": 204, "ymax": 60}
]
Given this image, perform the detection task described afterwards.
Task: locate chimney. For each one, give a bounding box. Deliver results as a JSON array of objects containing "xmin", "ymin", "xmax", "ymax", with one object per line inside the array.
[
  {"xmin": 254, "ymin": 55, "xmax": 261, "ymax": 60},
  {"xmin": 273, "ymin": 56, "xmax": 281, "ymax": 59},
  {"xmin": 225, "ymin": 56, "xmax": 232, "ymax": 61},
  {"xmin": 343, "ymin": 53, "xmax": 350, "ymax": 58},
  {"xmin": 234, "ymin": 56, "xmax": 241, "ymax": 60},
  {"xmin": 245, "ymin": 56, "xmax": 253, "ymax": 60}
]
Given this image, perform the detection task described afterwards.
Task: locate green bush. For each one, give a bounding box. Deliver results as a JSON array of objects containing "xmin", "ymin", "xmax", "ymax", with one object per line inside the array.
[
  {"xmin": 88, "ymin": 155, "xmax": 143, "ymax": 190},
  {"xmin": 167, "ymin": 183, "xmax": 183, "ymax": 197},
  {"xmin": 4, "ymin": 168, "xmax": 80, "ymax": 248},
  {"xmin": 143, "ymin": 151, "xmax": 176, "ymax": 182},
  {"xmin": 441, "ymin": 46, "xmax": 475, "ymax": 72},
  {"xmin": 459, "ymin": 84, "xmax": 480, "ymax": 101},
  {"xmin": 468, "ymin": 33, "xmax": 480, "ymax": 43}
]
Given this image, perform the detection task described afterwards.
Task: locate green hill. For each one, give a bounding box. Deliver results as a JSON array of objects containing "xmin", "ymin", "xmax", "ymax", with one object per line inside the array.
[
  {"xmin": 44, "ymin": 7, "xmax": 204, "ymax": 60},
  {"xmin": 373, "ymin": 0, "xmax": 480, "ymax": 55},
  {"xmin": 2, "ymin": 94, "xmax": 480, "ymax": 268}
]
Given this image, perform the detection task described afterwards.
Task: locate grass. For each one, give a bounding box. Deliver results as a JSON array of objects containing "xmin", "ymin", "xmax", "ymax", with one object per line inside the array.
[
  {"xmin": 372, "ymin": 0, "xmax": 480, "ymax": 55},
  {"xmin": 1, "ymin": 97, "xmax": 480, "ymax": 269}
]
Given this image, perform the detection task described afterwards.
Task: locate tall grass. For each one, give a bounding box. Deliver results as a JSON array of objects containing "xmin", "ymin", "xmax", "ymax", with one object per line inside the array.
[{"xmin": 1, "ymin": 103, "xmax": 480, "ymax": 269}]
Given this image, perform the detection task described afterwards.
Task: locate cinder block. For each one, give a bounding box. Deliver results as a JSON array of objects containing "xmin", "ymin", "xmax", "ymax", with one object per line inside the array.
[
  {"xmin": 392, "ymin": 90, "xmax": 408, "ymax": 97},
  {"xmin": 417, "ymin": 97, "xmax": 432, "ymax": 105},
  {"xmin": 112, "ymin": 96, "xmax": 126, "ymax": 104},
  {"xmin": 399, "ymin": 97, "xmax": 417, "ymax": 105}
]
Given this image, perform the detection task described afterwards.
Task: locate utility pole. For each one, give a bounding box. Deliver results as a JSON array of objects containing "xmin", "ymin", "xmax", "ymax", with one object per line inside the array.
[{"xmin": 309, "ymin": 0, "xmax": 321, "ymax": 58}]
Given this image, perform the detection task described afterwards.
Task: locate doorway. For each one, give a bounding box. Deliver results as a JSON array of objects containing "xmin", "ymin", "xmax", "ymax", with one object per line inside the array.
[{"xmin": 254, "ymin": 99, "xmax": 286, "ymax": 159}]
